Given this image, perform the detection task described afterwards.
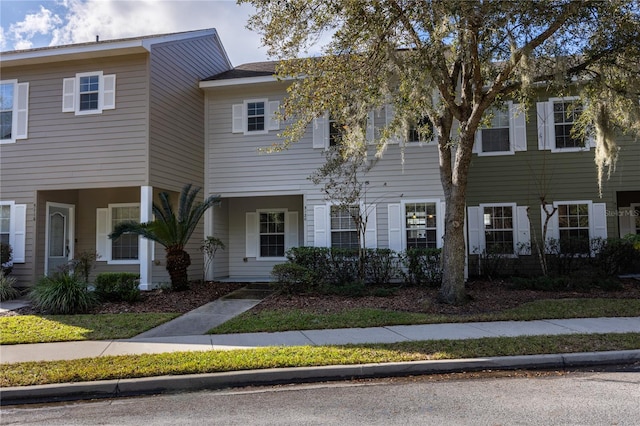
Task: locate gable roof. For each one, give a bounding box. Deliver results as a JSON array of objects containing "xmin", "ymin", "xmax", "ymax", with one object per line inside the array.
[
  {"xmin": 200, "ymin": 60, "xmax": 282, "ymax": 88},
  {"xmin": 1, "ymin": 28, "xmax": 231, "ymax": 68}
]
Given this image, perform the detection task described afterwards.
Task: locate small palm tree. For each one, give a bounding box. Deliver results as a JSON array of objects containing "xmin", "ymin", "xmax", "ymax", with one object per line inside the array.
[{"xmin": 109, "ymin": 184, "xmax": 220, "ymax": 291}]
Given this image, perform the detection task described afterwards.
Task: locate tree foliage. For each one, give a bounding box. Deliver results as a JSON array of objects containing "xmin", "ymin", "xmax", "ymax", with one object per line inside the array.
[{"xmin": 241, "ymin": 0, "xmax": 640, "ymax": 304}]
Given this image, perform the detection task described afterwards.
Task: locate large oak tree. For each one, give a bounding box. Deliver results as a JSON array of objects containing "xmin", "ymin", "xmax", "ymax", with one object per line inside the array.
[{"xmin": 241, "ymin": 0, "xmax": 640, "ymax": 304}]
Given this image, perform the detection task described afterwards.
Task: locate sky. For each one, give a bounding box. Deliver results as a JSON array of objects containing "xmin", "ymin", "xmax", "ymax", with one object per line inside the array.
[{"xmin": 0, "ymin": 0, "xmax": 271, "ymax": 66}]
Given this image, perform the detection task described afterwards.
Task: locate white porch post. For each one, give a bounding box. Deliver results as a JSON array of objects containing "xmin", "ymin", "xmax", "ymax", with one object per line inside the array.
[
  {"xmin": 203, "ymin": 208, "xmax": 214, "ymax": 281},
  {"xmin": 139, "ymin": 186, "xmax": 154, "ymax": 290}
]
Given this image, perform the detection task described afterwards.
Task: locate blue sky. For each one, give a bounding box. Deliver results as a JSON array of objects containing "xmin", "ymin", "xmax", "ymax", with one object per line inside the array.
[{"xmin": 0, "ymin": 0, "xmax": 269, "ymax": 65}]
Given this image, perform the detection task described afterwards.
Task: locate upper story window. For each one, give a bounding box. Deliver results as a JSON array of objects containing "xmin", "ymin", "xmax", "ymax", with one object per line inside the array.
[
  {"xmin": 232, "ymin": 99, "xmax": 280, "ymax": 134},
  {"xmin": 0, "ymin": 80, "xmax": 29, "ymax": 144},
  {"xmin": 537, "ymin": 97, "xmax": 592, "ymax": 152},
  {"xmin": 408, "ymin": 117, "xmax": 435, "ymax": 144},
  {"xmin": 474, "ymin": 102, "xmax": 527, "ymax": 156},
  {"xmin": 62, "ymin": 71, "xmax": 116, "ymax": 116}
]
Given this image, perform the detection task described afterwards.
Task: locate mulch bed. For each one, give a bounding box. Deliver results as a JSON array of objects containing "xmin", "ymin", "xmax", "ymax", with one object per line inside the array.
[{"xmin": 4, "ymin": 279, "xmax": 639, "ymax": 317}]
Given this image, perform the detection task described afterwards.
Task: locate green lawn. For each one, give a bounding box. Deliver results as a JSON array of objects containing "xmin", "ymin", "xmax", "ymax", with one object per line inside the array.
[
  {"xmin": 0, "ymin": 313, "xmax": 179, "ymax": 344},
  {"xmin": 209, "ymin": 298, "xmax": 640, "ymax": 334},
  {"xmin": 2, "ymin": 332, "xmax": 639, "ymax": 387}
]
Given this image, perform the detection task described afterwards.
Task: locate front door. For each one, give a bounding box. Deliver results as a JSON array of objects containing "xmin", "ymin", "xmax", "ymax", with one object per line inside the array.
[{"xmin": 46, "ymin": 203, "xmax": 75, "ymax": 276}]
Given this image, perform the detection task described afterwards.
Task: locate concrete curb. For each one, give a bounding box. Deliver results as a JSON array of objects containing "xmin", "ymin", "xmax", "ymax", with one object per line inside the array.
[{"xmin": 2, "ymin": 349, "xmax": 639, "ymax": 406}]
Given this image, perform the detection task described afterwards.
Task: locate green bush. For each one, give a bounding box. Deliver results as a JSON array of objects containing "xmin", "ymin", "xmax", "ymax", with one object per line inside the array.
[
  {"xmin": 0, "ymin": 271, "xmax": 20, "ymax": 301},
  {"xmin": 592, "ymin": 237, "xmax": 639, "ymax": 275},
  {"xmin": 94, "ymin": 272, "xmax": 141, "ymax": 303},
  {"xmin": 1, "ymin": 242, "xmax": 13, "ymax": 275},
  {"xmin": 364, "ymin": 248, "xmax": 400, "ymax": 285},
  {"xmin": 327, "ymin": 248, "xmax": 360, "ymax": 285},
  {"xmin": 30, "ymin": 272, "xmax": 98, "ymax": 314},
  {"xmin": 400, "ymin": 248, "xmax": 443, "ymax": 287},
  {"xmin": 271, "ymin": 263, "xmax": 315, "ymax": 294},
  {"xmin": 286, "ymin": 246, "xmax": 332, "ymax": 284}
]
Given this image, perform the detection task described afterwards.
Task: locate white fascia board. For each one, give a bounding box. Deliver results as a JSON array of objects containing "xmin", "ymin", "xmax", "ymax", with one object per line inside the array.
[{"xmin": 200, "ymin": 75, "xmax": 284, "ymax": 88}]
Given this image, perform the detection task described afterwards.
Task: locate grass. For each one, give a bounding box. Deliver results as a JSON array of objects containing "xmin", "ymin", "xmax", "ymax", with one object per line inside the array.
[
  {"xmin": 2, "ymin": 332, "xmax": 639, "ymax": 387},
  {"xmin": 0, "ymin": 313, "xmax": 179, "ymax": 344},
  {"xmin": 209, "ymin": 298, "xmax": 640, "ymax": 334}
]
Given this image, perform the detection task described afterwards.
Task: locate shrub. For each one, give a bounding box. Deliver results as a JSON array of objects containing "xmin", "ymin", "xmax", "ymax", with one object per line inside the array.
[
  {"xmin": 320, "ymin": 281, "xmax": 368, "ymax": 297},
  {"xmin": 592, "ymin": 237, "xmax": 639, "ymax": 275},
  {"xmin": 400, "ymin": 248, "xmax": 443, "ymax": 287},
  {"xmin": 71, "ymin": 250, "xmax": 99, "ymax": 283},
  {"xmin": 94, "ymin": 272, "xmax": 141, "ymax": 303},
  {"xmin": 285, "ymin": 247, "xmax": 332, "ymax": 284},
  {"xmin": 0, "ymin": 271, "xmax": 20, "ymax": 301},
  {"xmin": 327, "ymin": 248, "xmax": 360, "ymax": 285},
  {"xmin": 30, "ymin": 272, "xmax": 98, "ymax": 314},
  {"xmin": 364, "ymin": 248, "xmax": 400, "ymax": 285},
  {"xmin": 271, "ymin": 263, "xmax": 315, "ymax": 294}
]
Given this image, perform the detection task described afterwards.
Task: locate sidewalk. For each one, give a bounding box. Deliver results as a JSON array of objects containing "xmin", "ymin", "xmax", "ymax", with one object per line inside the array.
[{"xmin": 1, "ymin": 287, "xmax": 639, "ymax": 405}]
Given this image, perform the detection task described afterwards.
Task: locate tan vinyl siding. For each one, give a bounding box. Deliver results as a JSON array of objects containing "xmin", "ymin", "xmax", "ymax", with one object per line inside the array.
[{"xmin": 149, "ymin": 35, "xmax": 231, "ymax": 192}]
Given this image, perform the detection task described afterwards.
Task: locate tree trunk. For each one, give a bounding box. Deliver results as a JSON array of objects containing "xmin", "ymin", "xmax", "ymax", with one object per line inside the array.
[
  {"xmin": 166, "ymin": 248, "xmax": 191, "ymax": 291},
  {"xmin": 438, "ymin": 191, "xmax": 468, "ymax": 305}
]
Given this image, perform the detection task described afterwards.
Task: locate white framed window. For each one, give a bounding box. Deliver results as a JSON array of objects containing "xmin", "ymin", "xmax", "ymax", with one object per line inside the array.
[
  {"xmin": 313, "ymin": 203, "xmax": 377, "ymax": 249},
  {"xmin": 537, "ymin": 97, "xmax": 593, "ymax": 152},
  {"xmin": 331, "ymin": 205, "xmax": 360, "ymax": 249},
  {"xmin": 0, "ymin": 201, "xmax": 27, "ymax": 263},
  {"xmin": 407, "ymin": 116, "xmax": 435, "ymax": 145},
  {"xmin": 96, "ymin": 203, "xmax": 140, "ymax": 264},
  {"xmin": 62, "ymin": 71, "xmax": 116, "ymax": 115},
  {"xmin": 387, "ymin": 200, "xmax": 443, "ymax": 252},
  {"xmin": 468, "ymin": 203, "xmax": 531, "ymax": 256},
  {"xmin": 232, "ymin": 99, "xmax": 280, "ymax": 134},
  {"xmin": 474, "ymin": 102, "xmax": 527, "ymax": 156},
  {"xmin": 541, "ymin": 200, "xmax": 607, "ymax": 254},
  {"xmin": 245, "ymin": 209, "xmax": 298, "ymax": 260},
  {"xmin": 0, "ymin": 79, "xmax": 29, "ymax": 144}
]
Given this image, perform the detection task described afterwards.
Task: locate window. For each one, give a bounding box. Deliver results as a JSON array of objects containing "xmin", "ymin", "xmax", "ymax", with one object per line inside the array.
[
  {"xmin": 405, "ymin": 202, "xmax": 437, "ymax": 249},
  {"xmin": 468, "ymin": 203, "xmax": 530, "ymax": 256},
  {"xmin": 328, "ymin": 117, "xmax": 344, "ymax": 146},
  {"xmin": 474, "ymin": 102, "xmax": 526, "ymax": 155},
  {"xmin": 62, "ymin": 71, "xmax": 116, "ymax": 115},
  {"xmin": 479, "ymin": 108, "xmax": 510, "ymax": 153},
  {"xmin": 110, "ymin": 205, "xmax": 140, "ymax": 261},
  {"xmin": 408, "ymin": 117, "xmax": 434, "ymax": 144},
  {"xmin": 232, "ymin": 99, "xmax": 280, "ymax": 134},
  {"xmin": 0, "ymin": 201, "xmax": 26, "ymax": 263},
  {"xmin": 557, "ymin": 203, "xmax": 590, "ymax": 253},
  {"xmin": 483, "ymin": 205, "xmax": 514, "ymax": 254},
  {"xmin": 537, "ymin": 97, "xmax": 591, "ymax": 152},
  {"xmin": 0, "ymin": 80, "xmax": 29, "ymax": 143},
  {"xmin": 330, "ymin": 205, "xmax": 360, "ymax": 249},
  {"xmin": 78, "ymin": 75, "xmax": 99, "ymax": 111},
  {"xmin": 0, "ymin": 205, "xmax": 10, "ymax": 247},
  {"xmin": 553, "ymin": 100, "xmax": 584, "ymax": 149},
  {"xmin": 542, "ymin": 201, "xmax": 607, "ymax": 254},
  {"xmin": 259, "ymin": 211, "xmax": 285, "ymax": 257}
]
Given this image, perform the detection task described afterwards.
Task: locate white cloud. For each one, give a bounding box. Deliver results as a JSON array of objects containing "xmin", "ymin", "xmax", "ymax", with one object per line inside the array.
[{"xmin": 8, "ymin": 5, "xmax": 63, "ymax": 50}]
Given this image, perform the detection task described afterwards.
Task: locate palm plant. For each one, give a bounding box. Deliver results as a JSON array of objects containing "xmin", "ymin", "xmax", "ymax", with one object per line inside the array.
[{"xmin": 109, "ymin": 184, "xmax": 220, "ymax": 291}]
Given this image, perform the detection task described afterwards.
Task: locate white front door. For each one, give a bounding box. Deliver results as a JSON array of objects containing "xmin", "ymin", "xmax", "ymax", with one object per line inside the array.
[{"xmin": 45, "ymin": 203, "xmax": 75, "ymax": 275}]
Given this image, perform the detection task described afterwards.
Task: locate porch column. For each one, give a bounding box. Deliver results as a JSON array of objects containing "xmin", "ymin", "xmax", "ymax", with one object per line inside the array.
[{"xmin": 139, "ymin": 186, "xmax": 154, "ymax": 290}]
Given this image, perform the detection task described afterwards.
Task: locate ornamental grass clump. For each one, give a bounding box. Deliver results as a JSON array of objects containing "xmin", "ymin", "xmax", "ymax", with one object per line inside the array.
[
  {"xmin": 0, "ymin": 271, "xmax": 20, "ymax": 301},
  {"xmin": 30, "ymin": 272, "xmax": 98, "ymax": 314}
]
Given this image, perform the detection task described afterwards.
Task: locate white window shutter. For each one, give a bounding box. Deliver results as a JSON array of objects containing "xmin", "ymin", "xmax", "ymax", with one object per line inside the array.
[
  {"xmin": 366, "ymin": 110, "xmax": 375, "ymax": 144},
  {"xmin": 62, "ymin": 77, "xmax": 76, "ymax": 112},
  {"xmin": 285, "ymin": 211, "xmax": 298, "ymax": 250},
  {"xmin": 102, "ymin": 74, "xmax": 116, "ymax": 110},
  {"xmin": 516, "ymin": 206, "xmax": 531, "ymax": 255},
  {"xmin": 591, "ymin": 203, "xmax": 608, "ymax": 240},
  {"xmin": 267, "ymin": 100, "xmax": 280, "ymax": 131},
  {"xmin": 15, "ymin": 83, "xmax": 29, "ymax": 140},
  {"xmin": 473, "ymin": 130, "xmax": 482, "ymax": 154},
  {"xmin": 618, "ymin": 207, "xmax": 635, "ymax": 237},
  {"xmin": 387, "ymin": 203, "xmax": 402, "ymax": 252},
  {"xmin": 313, "ymin": 205, "xmax": 328, "ymax": 247},
  {"xmin": 364, "ymin": 204, "xmax": 377, "ymax": 248},
  {"xmin": 245, "ymin": 212, "xmax": 258, "ymax": 257},
  {"xmin": 11, "ymin": 204, "xmax": 26, "ymax": 263},
  {"xmin": 385, "ymin": 104, "xmax": 400, "ymax": 144},
  {"xmin": 438, "ymin": 201, "xmax": 446, "ymax": 248},
  {"xmin": 536, "ymin": 101, "xmax": 552, "ymax": 150},
  {"xmin": 541, "ymin": 205, "xmax": 558, "ymax": 253},
  {"xmin": 313, "ymin": 114, "xmax": 329, "ymax": 149},
  {"xmin": 232, "ymin": 104, "xmax": 244, "ymax": 133},
  {"xmin": 96, "ymin": 208, "xmax": 109, "ymax": 261},
  {"xmin": 511, "ymin": 103, "xmax": 527, "ymax": 151},
  {"xmin": 467, "ymin": 206, "xmax": 482, "ymax": 254}
]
